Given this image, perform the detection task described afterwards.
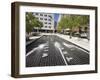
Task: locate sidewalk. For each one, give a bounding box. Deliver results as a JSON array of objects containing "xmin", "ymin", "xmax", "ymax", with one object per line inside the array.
[
  {"xmin": 26, "ymin": 35, "xmax": 42, "ymax": 46},
  {"xmin": 26, "ymin": 33, "xmax": 52, "ymax": 46},
  {"xmin": 55, "ymin": 33, "xmax": 89, "ymax": 51}
]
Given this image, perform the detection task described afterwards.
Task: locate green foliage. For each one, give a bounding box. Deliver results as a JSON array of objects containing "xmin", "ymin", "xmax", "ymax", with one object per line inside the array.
[
  {"xmin": 58, "ymin": 14, "xmax": 89, "ymax": 38},
  {"xmin": 58, "ymin": 15, "xmax": 89, "ymax": 31},
  {"xmin": 26, "ymin": 12, "xmax": 43, "ymax": 33}
]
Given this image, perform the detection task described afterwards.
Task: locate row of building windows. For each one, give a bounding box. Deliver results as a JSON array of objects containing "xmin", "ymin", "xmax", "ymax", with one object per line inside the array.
[
  {"xmin": 45, "ymin": 26, "xmax": 51, "ymax": 28},
  {"xmin": 44, "ymin": 22, "xmax": 51, "ymax": 25},
  {"xmin": 36, "ymin": 17, "xmax": 51, "ymax": 21},
  {"xmin": 36, "ymin": 17, "xmax": 52, "ymax": 21},
  {"xmin": 34, "ymin": 13, "xmax": 52, "ymax": 18}
]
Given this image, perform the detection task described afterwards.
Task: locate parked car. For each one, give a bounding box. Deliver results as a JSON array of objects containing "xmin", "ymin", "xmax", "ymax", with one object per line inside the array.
[
  {"xmin": 80, "ymin": 33, "xmax": 87, "ymax": 38},
  {"xmin": 73, "ymin": 32, "xmax": 79, "ymax": 37}
]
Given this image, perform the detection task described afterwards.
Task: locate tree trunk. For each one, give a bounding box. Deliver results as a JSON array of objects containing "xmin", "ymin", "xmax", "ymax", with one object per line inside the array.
[
  {"xmin": 79, "ymin": 26, "xmax": 82, "ymax": 38},
  {"xmin": 69, "ymin": 31, "xmax": 72, "ymax": 39},
  {"xmin": 69, "ymin": 28, "xmax": 72, "ymax": 39}
]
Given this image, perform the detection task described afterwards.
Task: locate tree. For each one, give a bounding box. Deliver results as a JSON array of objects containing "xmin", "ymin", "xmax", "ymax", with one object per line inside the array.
[
  {"xmin": 58, "ymin": 14, "xmax": 89, "ymax": 38},
  {"xmin": 26, "ymin": 12, "xmax": 43, "ymax": 33},
  {"xmin": 74, "ymin": 15, "xmax": 89, "ymax": 38},
  {"xmin": 34, "ymin": 20, "xmax": 43, "ymax": 32},
  {"xmin": 58, "ymin": 15, "xmax": 70, "ymax": 34},
  {"xmin": 58, "ymin": 15, "xmax": 77, "ymax": 38}
]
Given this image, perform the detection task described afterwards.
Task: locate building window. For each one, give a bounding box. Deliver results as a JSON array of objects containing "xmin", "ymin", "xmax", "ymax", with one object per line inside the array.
[
  {"xmin": 45, "ymin": 22, "xmax": 47, "ymax": 24},
  {"xmin": 49, "ymin": 26, "xmax": 51, "ymax": 28},
  {"xmin": 48, "ymin": 23, "xmax": 51, "ymax": 25},
  {"xmin": 40, "ymin": 14, "xmax": 43, "ymax": 16},
  {"xmin": 48, "ymin": 19, "xmax": 51, "ymax": 21},
  {"xmin": 44, "ymin": 15, "xmax": 47, "ymax": 17},
  {"xmin": 45, "ymin": 26, "xmax": 47, "ymax": 28},
  {"xmin": 44, "ymin": 18, "xmax": 47, "ymax": 21},
  {"xmin": 48, "ymin": 15, "xmax": 52, "ymax": 18},
  {"xmin": 35, "ymin": 13, "xmax": 38, "ymax": 15},
  {"xmin": 40, "ymin": 18, "xmax": 43, "ymax": 20},
  {"xmin": 32, "ymin": 13, "xmax": 34, "ymax": 15}
]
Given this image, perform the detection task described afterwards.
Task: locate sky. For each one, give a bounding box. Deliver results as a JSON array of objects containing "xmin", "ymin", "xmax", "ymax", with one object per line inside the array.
[
  {"xmin": 54, "ymin": 13, "xmax": 59, "ymax": 22},
  {"xmin": 54, "ymin": 13, "xmax": 60, "ymax": 28}
]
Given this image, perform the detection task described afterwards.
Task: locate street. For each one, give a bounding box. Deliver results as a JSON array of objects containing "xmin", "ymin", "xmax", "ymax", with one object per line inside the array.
[{"xmin": 26, "ymin": 35, "xmax": 89, "ymax": 67}]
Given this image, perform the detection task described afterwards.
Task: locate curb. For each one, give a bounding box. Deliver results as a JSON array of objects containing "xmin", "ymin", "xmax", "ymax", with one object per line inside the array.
[
  {"xmin": 26, "ymin": 35, "xmax": 43, "ymax": 47},
  {"xmin": 56, "ymin": 35, "xmax": 89, "ymax": 53}
]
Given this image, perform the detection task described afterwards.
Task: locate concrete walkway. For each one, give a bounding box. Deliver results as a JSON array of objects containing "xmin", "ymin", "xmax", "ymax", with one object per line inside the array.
[
  {"xmin": 26, "ymin": 36, "xmax": 42, "ymax": 46},
  {"xmin": 55, "ymin": 33, "xmax": 90, "ymax": 51}
]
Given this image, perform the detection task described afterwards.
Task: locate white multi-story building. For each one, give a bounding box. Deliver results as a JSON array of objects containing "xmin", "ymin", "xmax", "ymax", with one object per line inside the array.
[{"xmin": 32, "ymin": 13, "xmax": 54, "ymax": 32}]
